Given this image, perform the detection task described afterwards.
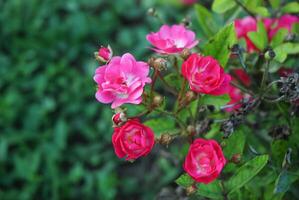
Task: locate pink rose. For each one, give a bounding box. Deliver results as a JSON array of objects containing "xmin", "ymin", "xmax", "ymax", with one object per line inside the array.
[
  {"xmin": 268, "ymin": 14, "xmax": 299, "ymax": 39},
  {"xmin": 112, "ymin": 119, "xmax": 155, "ymax": 160},
  {"xmin": 232, "ymin": 69, "xmax": 251, "ymax": 87},
  {"xmin": 182, "ymin": 54, "xmax": 231, "ymax": 95},
  {"xmin": 146, "ymin": 24, "xmax": 198, "ymax": 54},
  {"xmin": 93, "ymin": 53, "xmax": 151, "ymax": 109},
  {"xmin": 234, "ymin": 16, "xmax": 259, "ymax": 52},
  {"xmin": 181, "ymin": 0, "xmax": 197, "ymax": 5},
  {"xmin": 225, "ymin": 86, "xmax": 244, "ymax": 112},
  {"xmin": 98, "ymin": 45, "xmax": 112, "ymax": 62},
  {"xmin": 183, "ymin": 138, "xmax": 226, "ymax": 184}
]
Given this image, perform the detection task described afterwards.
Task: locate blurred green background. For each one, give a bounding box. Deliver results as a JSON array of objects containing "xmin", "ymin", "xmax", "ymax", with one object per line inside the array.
[{"xmin": 0, "ymin": 0, "xmax": 199, "ymax": 199}]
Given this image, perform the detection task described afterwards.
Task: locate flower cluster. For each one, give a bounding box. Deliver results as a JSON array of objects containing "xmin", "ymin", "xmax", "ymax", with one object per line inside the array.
[
  {"xmin": 235, "ymin": 14, "xmax": 299, "ymax": 52},
  {"xmin": 92, "ymin": 9, "xmax": 298, "ymax": 189}
]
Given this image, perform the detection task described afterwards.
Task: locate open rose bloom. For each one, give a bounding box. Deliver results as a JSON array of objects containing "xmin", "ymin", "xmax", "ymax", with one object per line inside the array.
[
  {"xmin": 112, "ymin": 119, "xmax": 155, "ymax": 160},
  {"xmin": 93, "ymin": 53, "xmax": 151, "ymax": 108},
  {"xmin": 183, "ymin": 139, "xmax": 226, "ymax": 184},
  {"xmin": 182, "ymin": 54, "xmax": 231, "ymax": 95},
  {"xmin": 146, "ymin": 24, "xmax": 198, "ymax": 54}
]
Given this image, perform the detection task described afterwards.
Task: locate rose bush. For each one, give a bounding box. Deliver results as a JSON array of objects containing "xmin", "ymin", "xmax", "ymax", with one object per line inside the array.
[{"xmin": 92, "ymin": 0, "xmax": 299, "ymax": 199}]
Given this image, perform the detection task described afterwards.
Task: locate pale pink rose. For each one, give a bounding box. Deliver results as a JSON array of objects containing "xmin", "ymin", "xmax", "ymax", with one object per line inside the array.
[
  {"xmin": 112, "ymin": 119, "xmax": 155, "ymax": 161},
  {"xmin": 234, "ymin": 16, "xmax": 259, "ymax": 52},
  {"xmin": 146, "ymin": 24, "xmax": 198, "ymax": 54},
  {"xmin": 267, "ymin": 14, "xmax": 299, "ymax": 39},
  {"xmin": 182, "ymin": 54, "xmax": 231, "ymax": 96},
  {"xmin": 93, "ymin": 53, "xmax": 151, "ymax": 108},
  {"xmin": 183, "ymin": 138, "xmax": 226, "ymax": 184}
]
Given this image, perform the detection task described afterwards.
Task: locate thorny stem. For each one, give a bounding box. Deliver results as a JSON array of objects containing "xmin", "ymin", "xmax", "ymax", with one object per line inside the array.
[
  {"xmin": 150, "ymin": 69, "xmax": 159, "ymax": 107},
  {"xmin": 260, "ymin": 60, "xmax": 270, "ymax": 93},
  {"xmin": 176, "ymin": 78, "xmax": 187, "ymax": 111},
  {"xmin": 157, "ymin": 73, "xmax": 178, "ymax": 95},
  {"xmin": 231, "ymin": 81, "xmax": 254, "ymax": 96}
]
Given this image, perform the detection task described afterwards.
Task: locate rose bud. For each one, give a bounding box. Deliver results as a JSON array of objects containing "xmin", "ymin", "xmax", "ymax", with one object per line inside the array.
[
  {"xmin": 146, "ymin": 24, "xmax": 198, "ymax": 54},
  {"xmin": 183, "ymin": 138, "xmax": 226, "ymax": 184},
  {"xmin": 180, "ymin": 48, "xmax": 191, "ymax": 60},
  {"xmin": 148, "ymin": 57, "xmax": 167, "ymax": 71},
  {"xmin": 152, "ymin": 95, "xmax": 164, "ymax": 107},
  {"xmin": 185, "ymin": 185, "xmax": 196, "ymax": 196},
  {"xmin": 231, "ymin": 153, "xmax": 241, "ymax": 164},
  {"xmin": 185, "ymin": 91, "xmax": 197, "ymax": 102},
  {"xmin": 112, "ymin": 119, "xmax": 155, "ymax": 161},
  {"xmin": 95, "ymin": 45, "xmax": 112, "ymax": 63},
  {"xmin": 182, "ymin": 54, "xmax": 231, "ymax": 96},
  {"xmin": 112, "ymin": 112, "xmax": 127, "ymax": 127},
  {"xmin": 156, "ymin": 134, "xmax": 172, "ymax": 146}
]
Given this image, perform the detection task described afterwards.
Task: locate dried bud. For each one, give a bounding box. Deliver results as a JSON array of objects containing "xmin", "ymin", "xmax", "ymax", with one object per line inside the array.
[
  {"xmin": 156, "ymin": 134, "xmax": 173, "ymax": 146},
  {"xmin": 280, "ymin": 73, "xmax": 299, "ymax": 102},
  {"xmin": 147, "ymin": 7, "xmax": 156, "ymax": 17},
  {"xmin": 153, "ymin": 95, "xmax": 164, "ymax": 107},
  {"xmin": 221, "ymin": 120, "xmax": 235, "ymax": 138},
  {"xmin": 148, "ymin": 57, "xmax": 167, "ymax": 71},
  {"xmin": 181, "ymin": 17, "xmax": 191, "ymax": 27},
  {"xmin": 180, "ymin": 48, "xmax": 191, "ymax": 60},
  {"xmin": 185, "ymin": 91, "xmax": 196, "ymax": 102},
  {"xmin": 231, "ymin": 153, "xmax": 241, "ymax": 164},
  {"xmin": 269, "ymin": 125, "xmax": 291, "ymax": 140},
  {"xmin": 264, "ymin": 49, "xmax": 276, "ymax": 60},
  {"xmin": 187, "ymin": 125, "xmax": 195, "ymax": 135},
  {"xmin": 95, "ymin": 45, "xmax": 112, "ymax": 63},
  {"xmin": 112, "ymin": 112, "xmax": 127, "ymax": 127},
  {"xmin": 185, "ymin": 185, "xmax": 196, "ymax": 196}
]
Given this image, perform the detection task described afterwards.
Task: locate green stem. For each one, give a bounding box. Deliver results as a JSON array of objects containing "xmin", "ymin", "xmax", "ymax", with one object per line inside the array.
[{"xmin": 260, "ymin": 60, "xmax": 270, "ymax": 92}]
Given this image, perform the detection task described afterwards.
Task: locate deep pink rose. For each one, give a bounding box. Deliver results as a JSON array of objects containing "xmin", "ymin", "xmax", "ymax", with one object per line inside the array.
[
  {"xmin": 183, "ymin": 138, "xmax": 226, "ymax": 184},
  {"xmin": 225, "ymin": 86, "xmax": 243, "ymax": 112},
  {"xmin": 181, "ymin": 0, "xmax": 197, "ymax": 5},
  {"xmin": 146, "ymin": 24, "xmax": 198, "ymax": 54},
  {"xmin": 98, "ymin": 46, "xmax": 112, "ymax": 62},
  {"xmin": 234, "ymin": 16, "xmax": 259, "ymax": 52},
  {"xmin": 232, "ymin": 69, "xmax": 251, "ymax": 87},
  {"xmin": 268, "ymin": 14, "xmax": 299, "ymax": 39},
  {"xmin": 182, "ymin": 54, "xmax": 231, "ymax": 95},
  {"xmin": 112, "ymin": 119, "xmax": 155, "ymax": 161},
  {"xmin": 94, "ymin": 53, "xmax": 151, "ymax": 108},
  {"xmin": 278, "ymin": 67, "xmax": 294, "ymax": 77}
]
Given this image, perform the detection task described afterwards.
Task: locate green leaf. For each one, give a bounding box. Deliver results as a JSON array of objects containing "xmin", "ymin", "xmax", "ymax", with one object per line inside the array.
[
  {"xmin": 164, "ymin": 73, "xmax": 182, "ymax": 91},
  {"xmin": 195, "ymin": 4, "xmax": 218, "ymax": 38},
  {"xmin": 196, "ymin": 180, "xmax": 223, "ymax": 200},
  {"xmin": 281, "ymin": 2, "xmax": 299, "ymax": 14},
  {"xmin": 245, "ymin": 0, "xmax": 270, "ymax": 17},
  {"xmin": 274, "ymin": 170, "xmax": 299, "ymax": 194},
  {"xmin": 274, "ymin": 43, "xmax": 299, "ymax": 63},
  {"xmin": 271, "ymin": 140, "xmax": 288, "ymax": 167},
  {"xmin": 270, "ymin": 28, "xmax": 288, "ymax": 48},
  {"xmin": 203, "ymin": 23, "xmax": 236, "ymax": 67},
  {"xmin": 225, "ymin": 155, "xmax": 269, "ymax": 194},
  {"xmin": 223, "ymin": 128, "xmax": 246, "ymax": 159},
  {"xmin": 269, "ymin": 0, "xmax": 281, "ymax": 9},
  {"xmin": 248, "ymin": 20, "xmax": 268, "ymax": 50},
  {"xmin": 144, "ymin": 117, "xmax": 175, "ymax": 136},
  {"xmin": 212, "ymin": 0, "xmax": 236, "ymax": 14},
  {"xmin": 175, "ymin": 173, "xmax": 194, "ymax": 188},
  {"xmin": 199, "ymin": 94, "xmax": 230, "ymax": 110}
]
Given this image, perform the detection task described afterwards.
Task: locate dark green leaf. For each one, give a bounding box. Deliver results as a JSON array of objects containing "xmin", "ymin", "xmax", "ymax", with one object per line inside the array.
[
  {"xmin": 144, "ymin": 117, "xmax": 175, "ymax": 136},
  {"xmin": 175, "ymin": 173, "xmax": 194, "ymax": 188},
  {"xmin": 196, "ymin": 180, "xmax": 223, "ymax": 200},
  {"xmin": 199, "ymin": 94, "xmax": 230, "ymax": 110},
  {"xmin": 223, "ymin": 128, "xmax": 246, "ymax": 159},
  {"xmin": 226, "ymin": 155, "xmax": 269, "ymax": 194},
  {"xmin": 274, "ymin": 170, "xmax": 299, "ymax": 194}
]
